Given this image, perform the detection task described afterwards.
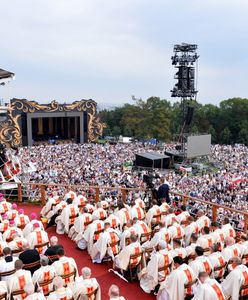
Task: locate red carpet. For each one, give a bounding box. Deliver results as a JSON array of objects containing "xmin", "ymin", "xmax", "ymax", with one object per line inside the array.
[{"xmin": 20, "ymin": 204, "xmax": 155, "ymax": 300}]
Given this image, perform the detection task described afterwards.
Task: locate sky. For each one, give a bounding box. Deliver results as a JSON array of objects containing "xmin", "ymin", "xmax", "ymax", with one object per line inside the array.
[{"xmin": 1, "ymin": 0, "xmax": 248, "ymax": 108}]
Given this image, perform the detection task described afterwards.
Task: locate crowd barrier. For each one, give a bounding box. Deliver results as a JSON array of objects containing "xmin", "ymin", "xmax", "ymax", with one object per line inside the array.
[{"xmin": 5, "ymin": 182, "xmax": 248, "ymax": 233}]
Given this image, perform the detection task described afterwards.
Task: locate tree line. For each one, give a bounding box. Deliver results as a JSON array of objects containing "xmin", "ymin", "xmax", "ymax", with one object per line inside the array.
[{"xmin": 99, "ymin": 97, "xmax": 248, "ymax": 145}]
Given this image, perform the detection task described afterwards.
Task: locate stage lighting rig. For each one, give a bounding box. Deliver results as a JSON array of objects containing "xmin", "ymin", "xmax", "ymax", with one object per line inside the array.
[
  {"xmin": 171, "ymin": 43, "xmax": 199, "ymax": 98},
  {"xmin": 170, "ymin": 42, "xmax": 199, "ymax": 156}
]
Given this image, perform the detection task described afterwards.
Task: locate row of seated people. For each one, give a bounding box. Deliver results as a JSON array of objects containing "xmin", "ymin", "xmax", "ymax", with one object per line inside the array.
[
  {"xmin": 40, "ymin": 190, "xmax": 248, "ymax": 299},
  {"xmin": 0, "ymin": 246, "xmax": 125, "ymax": 299},
  {"xmin": 0, "ymin": 228, "xmax": 125, "ymax": 300},
  {"xmin": 0, "ymin": 195, "xmax": 118, "ymax": 299}
]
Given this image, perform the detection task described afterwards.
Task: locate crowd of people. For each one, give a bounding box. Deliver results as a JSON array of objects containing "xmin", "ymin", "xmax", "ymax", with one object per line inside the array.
[
  {"xmin": 40, "ymin": 187, "xmax": 248, "ymax": 300},
  {"xmin": 18, "ymin": 143, "xmax": 247, "ymax": 230},
  {"xmin": 0, "ymin": 141, "xmax": 247, "ymax": 299},
  {"xmin": 0, "ymin": 194, "xmax": 126, "ymax": 299}
]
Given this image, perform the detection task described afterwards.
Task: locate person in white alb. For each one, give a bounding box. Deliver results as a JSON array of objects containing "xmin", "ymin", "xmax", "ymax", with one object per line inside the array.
[
  {"xmin": 108, "ymin": 284, "xmax": 126, "ymax": 300},
  {"xmin": 114, "ymin": 234, "xmax": 143, "ymax": 272},
  {"xmin": 91, "ymin": 222, "xmax": 120, "ymax": 263},
  {"xmin": 32, "ymin": 256, "xmax": 56, "ymax": 295},
  {"xmin": 157, "ymin": 256, "xmax": 196, "ymax": 300},
  {"xmin": 24, "ymin": 283, "xmax": 46, "ymax": 300},
  {"xmin": 47, "ymin": 276, "xmax": 73, "ymax": 300},
  {"xmin": 221, "ymin": 256, "xmax": 248, "ymax": 299},
  {"xmin": 139, "ymin": 240, "xmax": 173, "ymax": 293},
  {"xmin": 52, "ymin": 248, "xmax": 78, "ymax": 286},
  {"xmin": 69, "ymin": 267, "xmax": 101, "ymax": 300},
  {"xmin": 0, "ymin": 247, "xmax": 18, "ymax": 281},
  {"xmin": 27, "ymin": 222, "xmax": 49, "ymax": 254},
  {"xmin": 192, "ymin": 271, "xmax": 225, "ymax": 300},
  {"xmin": 7, "ymin": 259, "xmax": 33, "ymax": 300},
  {"xmin": 189, "ymin": 246, "xmax": 213, "ymax": 277}
]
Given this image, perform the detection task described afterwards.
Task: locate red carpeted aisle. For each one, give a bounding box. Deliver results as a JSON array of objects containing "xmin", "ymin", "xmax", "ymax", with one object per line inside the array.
[{"xmin": 20, "ymin": 204, "xmax": 155, "ymax": 300}]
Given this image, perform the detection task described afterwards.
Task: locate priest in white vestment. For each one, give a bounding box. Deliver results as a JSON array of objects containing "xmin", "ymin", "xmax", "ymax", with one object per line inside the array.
[
  {"xmin": 192, "ymin": 271, "xmax": 225, "ymax": 300},
  {"xmin": 8, "ymin": 259, "xmax": 33, "ymax": 300},
  {"xmin": 47, "ymin": 276, "xmax": 74, "ymax": 300},
  {"xmin": 189, "ymin": 246, "xmax": 213, "ymax": 277},
  {"xmin": 69, "ymin": 267, "xmax": 101, "ymax": 300},
  {"xmin": 90, "ymin": 222, "xmax": 120, "ymax": 263},
  {"xmin": 139, "ymin": 241, "xmax": 173, "ymax": 293},
  {"xmin": 114, "ymin": 234, "xmax": 143, "ymax": 272},
  {"xmin": 32, "ymin": 256, "xmax": 56, "ymax": 295},
  {"xmin": 221, "ymin": 257, "xmax": 248, "ymax": 300},
  {"xmin": 27, "ymin": 222, "xmax": 49, "ymax": 253},
  {"xmin": 157, "ymin": 256, "xmax": 196, "ymax": 300},
  {"xmin": 24, "ymin": 283, "xmax": 46, "ymax": 300},
  {"xmin": 52, "ymin": 248, "xmax": 78, "ymax": 286}
]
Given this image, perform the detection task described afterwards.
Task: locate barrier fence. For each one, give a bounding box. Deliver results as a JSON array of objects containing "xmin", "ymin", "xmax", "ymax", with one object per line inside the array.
[{"xmin": 4, "ymin": 182, "xmax": 248, "ymax": 233}]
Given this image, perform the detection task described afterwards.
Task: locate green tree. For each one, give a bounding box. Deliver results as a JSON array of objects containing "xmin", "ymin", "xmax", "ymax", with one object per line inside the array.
[{"xmin": 220, "ymin": 127, "xmax": 231, "ymax": 144}]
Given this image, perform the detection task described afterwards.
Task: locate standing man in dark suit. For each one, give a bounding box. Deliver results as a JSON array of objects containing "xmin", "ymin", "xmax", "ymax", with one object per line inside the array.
[{"xmin": 157, "ymin": 177, "xmax": 170, "ymax": 205}]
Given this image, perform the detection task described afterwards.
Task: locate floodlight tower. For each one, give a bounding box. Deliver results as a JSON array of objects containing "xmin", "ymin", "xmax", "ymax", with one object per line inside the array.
[{"xmin": 170, "ymin": 43, "xmax": 199, "ymax": 154}]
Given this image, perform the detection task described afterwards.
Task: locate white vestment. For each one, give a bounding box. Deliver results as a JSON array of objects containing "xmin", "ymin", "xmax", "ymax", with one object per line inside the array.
[
  {"xmin": 114, "ymin": 208, "xmax": 131, "ymax": 230},
  {"xmin": 142, "ymin": 228, "xmax": 170, "ymax": 250},
  {"xmin": 168, "ymin": 223, "xmax": 185, "ymax": 240},
  {"xmin": 32, "ymin": 265, "xmax": 56, "ymax": 294},
  {"xmin": 120, "ymin": 226, "xmax": 138, "ymax": 249},
  {"xmin": 0, "ymin": 256, "xmax": 18, "ymax": 281},
  {"xmin": 130, "ymin": 206, "xmax": 145, "ymax": 221},
  {"xmin": 69, "ymin": 277, "xmax": 100, "ymax": 300},
  {"xmin": 25, "ymin": 292, "xmax": 46, "ymax": 300},
  {"xmin": 159, "ymin": 264, "xmax": 196, "ymax": 300},
  {"xmin": 52, "ymin": 256, "xmax": 78, "ymax": 286},
  {"xmin": 23, "ymin": 220, "xmax": 44, "ymax": 238},
  {"xmin": 196, "ymin": 216, "xmax": 210, "ymax": 230},
  {"xmin": 114, "ymin": 241, "xmax": 143, "ymax": 271},
  {"xmin": 189, "ymin": 256, "xmax": 213, "ymax": 277},
  {"xmin": 8, "ymin": 269, "xmax": 33, "ymax": 300},
  {"xmin": 3, "ymin": 227, "xmax": 23, "ymax": 241},
  {"xmin": 140, "ymin": 249, "xmax": 173, "ymax": 293},
  {"xmin": 146, "ymin": 205, "xmax": 161, "ymax": 227},
  {"xmin": 14, "ymin": 214, "xmax": 30, "ymax": 228},
  {"xmin": 69, "ymin": 213, "xmax": 92, "ymax": 240},
  {"xmin": 208, "ymin": 252, "xmax": 226, "ymax": 279},
  {"xmin": 92, "ymin": 208, "xmax": 107, "ymax": 221},
  {"xmin": 90, "ymin": 228, "xmax": 119, "ymax": 261},
  {"xmin": 27, "ymin": 229, "xmax": 49, "ymax": 253},
  {"xmin": 0, "ymin": 200, "xmax": 11, "ymax": 214},
  {"xmin": 77, "ymin": 220, "xmax": 104, "ymax": 252},
  {"xmin": 60, "ymin": 204, "xmax": 79, "ymax": 233},
  {"xmin": 161, "ymin": 213, "xmax": 177, "ymax": 228},
  {"xmin": 221, "ymin": 223, "xmax": 236, "ymax": 239},
  {"xmin": 192, "ymin": 278, "xmax": 225, "ymax": 300},
  {"xmin": 176, "ymin": 211, "xmax": 190, "ymax": 224},
  {"xmin": 221, "ymin": 244, "xmax": 241, "ymax": 263},
  {"xmin": 221, "ymin": 264, "xmax": 248, "ymax": 299},
  {"xmin": 47, "ymin": 287, "xmax": 73, "ymax": 300}
]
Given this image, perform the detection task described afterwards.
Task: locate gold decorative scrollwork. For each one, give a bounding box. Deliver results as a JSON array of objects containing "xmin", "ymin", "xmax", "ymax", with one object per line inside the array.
[{"xmin": 0, "ymin": 98, "xmax": 105, "ymax": 147}]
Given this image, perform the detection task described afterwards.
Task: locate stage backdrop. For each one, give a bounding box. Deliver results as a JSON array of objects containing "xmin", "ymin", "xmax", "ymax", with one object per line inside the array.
[{"xmin": 0, "ymin": 98, "xmax": 106, "ymax": 147}]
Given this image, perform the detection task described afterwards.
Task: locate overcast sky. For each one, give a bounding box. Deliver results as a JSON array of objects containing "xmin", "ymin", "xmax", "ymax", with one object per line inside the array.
[{"xmin": 1, "ymin": 0, "xmax": 248, "ymax": 108}]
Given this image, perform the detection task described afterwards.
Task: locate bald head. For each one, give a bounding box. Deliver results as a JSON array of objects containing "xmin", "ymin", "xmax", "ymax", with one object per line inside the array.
[
  {"xmin": 108, "ymin": 285, "xmax": 120, "ymax": 297},
  {"xmin": 82, "ymin": 267, "xmax": 91, "ymax": 279},
  {"xmin": 50, "ymin": 236, "xmax": 58, "ymax": 246},
  {"xmin": 15, "ymin": 259, "xmax": 24, "ymax": 270},
  {"xmin": 225, "ymin": 237, "xmax": 235, "ymax": 246}
]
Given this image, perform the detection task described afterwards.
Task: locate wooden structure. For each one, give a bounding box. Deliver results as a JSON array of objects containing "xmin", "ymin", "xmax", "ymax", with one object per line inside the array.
[{"xmin": 14, "ymin": 182, "xmax": 248, "ymax": 233}]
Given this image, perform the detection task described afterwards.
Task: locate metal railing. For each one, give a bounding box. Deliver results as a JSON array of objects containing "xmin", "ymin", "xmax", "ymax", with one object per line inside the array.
[{"xmin": 7, "ymin": 182, "xmax": 248, "ymax": 233}]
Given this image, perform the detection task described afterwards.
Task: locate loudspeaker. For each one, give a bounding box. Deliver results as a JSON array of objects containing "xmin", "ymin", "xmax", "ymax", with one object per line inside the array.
[{"xmin": 185, "ymin": 106, "xmax": 194, "ymax": 125}]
